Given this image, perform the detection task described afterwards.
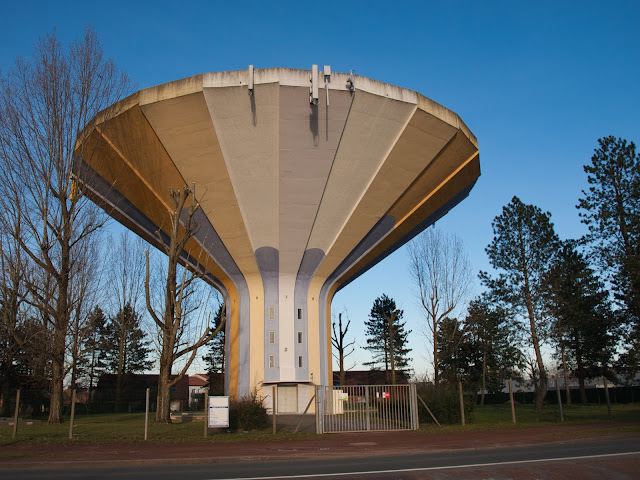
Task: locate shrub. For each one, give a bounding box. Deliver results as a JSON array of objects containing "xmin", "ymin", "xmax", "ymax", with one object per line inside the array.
[
  {"xmin": 416, "ymin": 382, "xmax": 474, "ymax": 425},
  {"xmin": 229, "ymin": 391, "xmax": 269, "ymax": 431}
]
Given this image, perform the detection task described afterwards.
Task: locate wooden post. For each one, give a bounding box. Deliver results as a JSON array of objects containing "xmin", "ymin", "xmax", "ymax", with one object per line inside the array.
[
  {"xmin": 144, "ymin": 388, "xmax": 150, "ymax": 440},
  {"xmin": 603, "ymin": 376, "xmax": 612, "ymax": 418},
  {"xmin": 555, "ymin": 378, "xmax": 564, "ymax": 422},
  {"xmin": 294, "ymin": 394, "xmax": 315, "ymax": 434},
  {"xmin": 12, "ymin": 389, "xmax": 20, "ymax": 439},
  {"xmin": 204, "ymin": 387, "xmax": 209, "ymax": 438},
  {"xmin": 508, "ymin": 379, "xmax": 517, "ymax": 424},
  {"xmin": 68, "ymin": 389, "xmax": 77, "ymax": 439},
  {"xmin": 416, "ymin": 394, "xmax": 441, "ymax": 427},
  {"xmin": 458, "ymin": 381, "xmax": 465, "ymax": 426},
  {"xmin": 272, "ymin": 385, "xmax": 277, "ymax": 435}
]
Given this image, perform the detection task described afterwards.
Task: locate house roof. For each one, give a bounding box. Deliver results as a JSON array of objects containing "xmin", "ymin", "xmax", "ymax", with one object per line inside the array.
[{"xmin": 189, "ymin": 374, "xmax": 209, "ymax": 387}]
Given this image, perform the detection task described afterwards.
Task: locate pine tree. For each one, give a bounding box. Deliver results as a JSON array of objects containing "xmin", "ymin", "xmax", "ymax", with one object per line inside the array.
[
  {"xmin": 577, "ymin": 136, "xmax": 640, "ymax": 381},
  {"xmin": 202, "ymin": 305, "xmax": 225, "ymax": 395},
  {"xmin": 100, "ymin": 303, "xmax": 152, "ymax": 411},
  {"xmin": 363, "ymin": 294, "xmax": 412, "ymax": 381},
  {"xmin": 83, "ymin": 306, "xmax": 108, "ymax": 402},
  {"xmin": 465, "ymin": 296, "xmax": 524, "ymax": 403},
  {"xmin": 481, "ymin": 196, "xmax": 560, "ymax": 410},
  {"xmin": 544, "ymin": 241, "xmax": 616, "ymax": 403},
  {"xmin": 436, "ymin": 317, "xmax": 474, "ymax": 384},
  {"xmin": 101, "ymin": 303, "xmax": 153, "ymax": 375}
]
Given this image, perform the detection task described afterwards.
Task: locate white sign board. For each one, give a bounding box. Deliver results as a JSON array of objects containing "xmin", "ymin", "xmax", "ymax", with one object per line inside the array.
[{"xmin": 208, "ymin": 396, "xmax": 229, "ymax": 428}]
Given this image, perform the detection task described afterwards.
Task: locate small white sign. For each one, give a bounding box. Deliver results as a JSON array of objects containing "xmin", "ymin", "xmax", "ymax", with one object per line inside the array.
[{"xmin": 208, "ymin": 396, "xmax": 229, "ymax": 428}]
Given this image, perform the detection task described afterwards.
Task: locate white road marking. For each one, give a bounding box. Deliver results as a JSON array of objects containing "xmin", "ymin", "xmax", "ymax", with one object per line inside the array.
[{"xmin": 211, "ymin": 450, "xmax": 640, "ymax": 480}]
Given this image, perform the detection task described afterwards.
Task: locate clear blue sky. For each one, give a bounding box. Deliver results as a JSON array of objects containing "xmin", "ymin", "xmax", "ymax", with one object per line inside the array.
[{"xmin": 2, "ymin": 1, "xmax": 639, "ymax": 376}]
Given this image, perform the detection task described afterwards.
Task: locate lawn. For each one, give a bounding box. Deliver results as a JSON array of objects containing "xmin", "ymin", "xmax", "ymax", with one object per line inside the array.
[
  {"xmin": 474, "ymin": 402, "xmax": 640, "ymax": 425},
  {"xmin": 1, "ymin": 402, "xmax": 638, "ymax": 445}
]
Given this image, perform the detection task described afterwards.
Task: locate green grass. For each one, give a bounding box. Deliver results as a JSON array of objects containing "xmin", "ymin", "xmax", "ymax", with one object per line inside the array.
[
  {"xmin": 473, "ymin": 402, "xmax": 640, "ymax": 425},
  {"xmin": 414, "ymin": 402, "xmax": 640, "ymax": 436},
  {"xmin": 1, "ymin": 403, "xmax": 638, "ymax": 445},
  {"xmin": 0, "ymin": 412, "xmax": 313, "ymax": 445}
]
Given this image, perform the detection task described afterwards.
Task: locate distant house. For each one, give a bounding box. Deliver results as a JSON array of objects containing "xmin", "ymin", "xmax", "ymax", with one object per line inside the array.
[
  {"xmin": 188, "ymin": 373, "xmax": 225, "ymax": 409},
  {"xmin": 188, "ymin": 373, "xmax": 208, "ymax": 410},
  {"xmin": 333, "ymin": 370, "xmax": 410, "ymax": 386},
  {"xmin": 94, "ymin": 373, "xmax": 189, "ymax": 412},
  {"xmin": 63, "ymin": 388, "xmax": 89, "ymax": 405}
]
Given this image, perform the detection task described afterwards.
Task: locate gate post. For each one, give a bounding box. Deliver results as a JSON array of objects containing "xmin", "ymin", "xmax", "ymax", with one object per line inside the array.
[
  {"xmin": 410, "ymin": 383, "xmax": 419, "ymax": 430},
  {"xmin": 315, "ymin": 386, "xmax": 323, "ymax": 434},
  {"xmin": 365, "ymin": 386, "xmax": 371, "ymax": 431}
]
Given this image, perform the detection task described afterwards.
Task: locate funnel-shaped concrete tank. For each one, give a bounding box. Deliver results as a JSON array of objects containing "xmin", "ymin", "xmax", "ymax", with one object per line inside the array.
[{"xmin": 74, "ymin": 67, "xmax": 480, "ymax": 412}]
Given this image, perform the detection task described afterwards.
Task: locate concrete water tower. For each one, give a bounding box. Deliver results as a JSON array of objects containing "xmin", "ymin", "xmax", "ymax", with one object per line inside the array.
[{"xmin": 74, "ymin": 66, "xmax": 480, "ymax": 413}]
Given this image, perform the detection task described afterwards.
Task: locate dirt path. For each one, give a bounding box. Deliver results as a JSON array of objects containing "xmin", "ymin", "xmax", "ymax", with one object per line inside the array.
[{"xmin": 1, "ymin": 422, "xmax": 637, "ymax": 469}]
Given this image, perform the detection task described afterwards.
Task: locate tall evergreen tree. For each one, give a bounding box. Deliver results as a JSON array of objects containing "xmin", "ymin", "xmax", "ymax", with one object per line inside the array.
[
  {"xmin": 544, "ymin": 241, "xmax": 616, "ymax": 403},
  {"xmin": 436, "ymin": 316, "xmax": 474, "ymax": 385},
  {"xmin": 363, "ymin": 294, "xmax": 412, "ymax": 381},
  {"xmin": 101, "ymin": 303, "xmax": 152, "ymax": 411},
  {"xmin": 202, "ymin": 305, "xmax": 225, "ymax": 395},
  {"xmin": 101, "ymin": 303, "xmax": 153, "ymax": 375},
  {"xmin": 83, "ymin": 306, "xmax": 108, "ymax": 402},
  {"xmin": 465, "ymin": 296, "xmax": 524, "ymax": 404},
  {"xmin": 481, "ymin": 196, "xmax": 560, "ymax": 410},
  {"xmin": 577, "ymin": 136, "xmax": 640, "ymax": 379}
]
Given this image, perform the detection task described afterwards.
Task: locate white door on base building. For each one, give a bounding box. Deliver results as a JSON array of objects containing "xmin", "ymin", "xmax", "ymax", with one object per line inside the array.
[{"xmin": 277, "ymin": 385, "xmax": 298, "ymax": 413}]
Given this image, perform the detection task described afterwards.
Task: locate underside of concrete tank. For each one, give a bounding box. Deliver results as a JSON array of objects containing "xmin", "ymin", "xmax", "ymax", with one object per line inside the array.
[{"xmin": 73, "ymin": 67, "xmax": 480, "ymax": 413}]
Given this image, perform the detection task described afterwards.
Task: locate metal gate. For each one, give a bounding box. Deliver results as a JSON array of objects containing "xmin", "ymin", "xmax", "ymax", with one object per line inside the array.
[{"xmin": 315, "ymin": 384, "xmax": 419, "ymax": 434}]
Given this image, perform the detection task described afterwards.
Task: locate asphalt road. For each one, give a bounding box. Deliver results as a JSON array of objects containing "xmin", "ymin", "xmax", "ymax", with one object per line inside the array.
[{"xmin": 3, "ymin": 437, "xmax": 639, "ymax": 480}]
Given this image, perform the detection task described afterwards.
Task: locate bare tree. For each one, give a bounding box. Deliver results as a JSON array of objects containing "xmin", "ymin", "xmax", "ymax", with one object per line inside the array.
[
  {"xmin": 145, "ymin": 185, "xmax": 225, "ymax": 423},
  {"xmin": 0, "ymin": 234, "xmax": 28, "ymax": 416},
  {"xmin": 66, "ymin": 235, "xmax": 102, "ymax": 392},
  {"xmin": 107, "ymin": 231, "xmax": 147, "ymax": 411},
  {"xmin": 0, "ymin": 27, "xmax": 131, "ymax": 422},
  {"xmin": 332, "ymin": 311, "xmax": 355, "ymax": 386},
  {"xmin": 408, "ymin": 228, "xmax": 472, "ymax": 386}
]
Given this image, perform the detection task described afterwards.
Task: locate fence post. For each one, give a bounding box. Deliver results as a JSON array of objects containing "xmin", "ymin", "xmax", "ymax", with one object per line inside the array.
[
  {"xmin": 272, "ymin": 385, "xmax": 277, "ymax": 434},
  {"xmin": 508, "ymin": 379, "xmax": 517, "ymax": 424},
  {"xmin": 12, "ymin": 389, "xmax": 20, "ymax": 439},
  {"xmin": 603, "ymin": 376, "xmax": 612, "ymax": 418},
  {"xmin": 204, "ymin": 387, "xmax": 209, "ymax": 438},
  {"xmin": 555, "ymin": 378, "xmax": 564, "ymax": 422},
  {"xmin": 144, "ymin": 387, "xmax": 150, "ymax": 440},
  {"xmin": 458, "ymin": 381, "xmax": 465, "ymax": 426},
  {"xmin": 68, "ymin": 389, "xmax": 77, "ymax": 439}
]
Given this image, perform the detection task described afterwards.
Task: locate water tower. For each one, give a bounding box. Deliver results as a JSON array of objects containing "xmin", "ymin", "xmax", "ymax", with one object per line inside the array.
[{"xmin": 74, "ymin": 66, "xmax": 480, "ymax": 413}]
